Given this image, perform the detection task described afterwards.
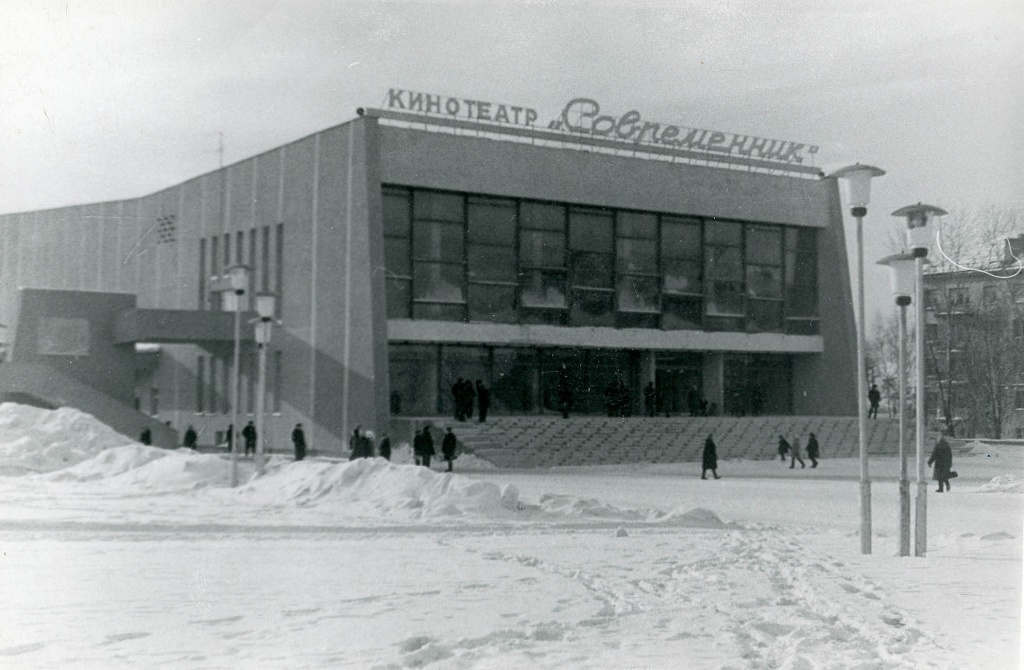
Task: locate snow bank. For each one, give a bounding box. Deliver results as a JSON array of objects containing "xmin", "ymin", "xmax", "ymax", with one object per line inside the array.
[
  {"xmin": 42, "ymin": 445, "xmax": 230, "ymax": 491},
  {"xmin": 239, "ymin": 457, "xmax": 520, "ymax": 518},
  {"xmin": 977, "ymin": 474, "xmax": 1024, "ymax": 494},
  {"xmin": 0, "ymin": 403, "xmax": 136, "ymax": 475}
]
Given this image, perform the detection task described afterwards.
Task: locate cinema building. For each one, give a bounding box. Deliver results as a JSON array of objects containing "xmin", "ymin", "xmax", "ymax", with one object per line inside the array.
[{"xmin": 0, "ymin": 93, "xmax": 858, "ymax": 453}]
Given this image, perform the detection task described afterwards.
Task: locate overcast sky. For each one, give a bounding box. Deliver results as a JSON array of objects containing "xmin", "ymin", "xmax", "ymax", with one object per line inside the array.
[{"xmin": 2, "ymin": 0, "xmax": 1022, "ymax": 325}]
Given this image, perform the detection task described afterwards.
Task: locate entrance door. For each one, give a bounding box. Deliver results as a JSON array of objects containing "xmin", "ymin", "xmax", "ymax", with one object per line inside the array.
[{"xmin": 655, "ymin": 368, "xmax": 702, "ymax": 416}]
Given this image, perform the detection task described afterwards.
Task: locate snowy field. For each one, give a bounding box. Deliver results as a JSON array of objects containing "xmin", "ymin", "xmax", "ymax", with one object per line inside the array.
[{"xmin": 0, "ymin": 404, "xmax": 1021, "ymax": 669}]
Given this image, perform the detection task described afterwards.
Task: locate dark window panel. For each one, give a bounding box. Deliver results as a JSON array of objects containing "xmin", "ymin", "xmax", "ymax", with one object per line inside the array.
[
  {"xmin": 662, "ymin": 295, "xmax": 703, "ymax": 330},
  {"xmin": 385, "ymin": 278, "xmax": 411, "ymax": 319},
  {"xmin": 746, "ymin": 225, "xmax": 783, "ymax": 265},
  {"xmin": 617, "ymin": 211, "xmax": 657, "ymax": 239},
  {"xmin": 569, "ymin": 209, "xmax": 613, "ymax": 253},
  {"xmin": 786, "ymin": 285, "xmax": 817, "ymax": 317},
  {"xmin": 706, "ymin": 280, "xmax": 745, "ymax": 316},
  {"xmin": 661, "ymin": 217, "xmax": 702, "ymax": 259},
  {"xmin": 468, "ymin": 284, "xmax": 518, "ymax": 323},
  {"xmin": 785, "ymin": 251, "xmax": 817, "ymax": 286},
  {"xmin": 520, "ymin": 201, "xmax": 565, "ymax": 231},
  {"xmin": 412, "ymin": 221, "xmax": 464, "ymax": 262},
  {"xmin": 468, "ymin": 198, "xmax": 516, "ymax": 245},
  {"xmin": 746, "ymin": 264, "xmax": 783, "ymax": 299},
  {"xmin": 663, "ymin": 258, "xmax": 702, "ymax": 295},
  {"xmin": 570, "ymin": 251, "xmax": 614, "ymax": 288},
  {"xmin": 388, "ymin": 344, "xmax": 439, "ymax": 415},
  {"xmin": 520, "ymin": 269, "xmax": 567, "ymax": 308},
  {"xmin": 570, "ymin": 289, "xmax": 615, "ymax": 327},
  {"xmin": 705, "ymin": 315, "xmax": 745, "ymax": 332},
  {"xmin": 412, "ymin": 262, "xmax": 465, "ymax": 303},
  {"xmin": 413, "ymin": 302, "xmax": 466, "ymax": 321},
  {"xmin": 785, "ymin": 227, "xmax": 817, "ymax": 254},
  {"xmin": 617, "ymin": 275, "xmax": 660, "ymax": 313},
  {"xmin": 705, "ymin": 245, "xmax": 742, "ymax": 280},
  {"xmin": 785, "ymin": 318, "xmax": 820, "ymax": 335},
  {"xmin": 520, "ymin": 307, "xmax": 568, "ymax": 325},
  {"xmin": 385, "ymin": 237, "xmax": 411, "ymax": 276},
  {"xmin": 521, "ymin": 230, "xmax": 565, "ymax": 268},
  {"xmin": 747, "ymin": 299, "xmax": 784, "ymax": 332},
  {"xmin": 468, "ymin": 244, "xmax": 516, "ymax": 282},
  {"xmin": 383, "ymin": 190, "xmax": 411, "ymax": 238},
  {"xmin": 413, "ymin": 191, "xmax": 463, "ymax": 222},
  {"xmin": 704, "ymin": 220, "xmax": 742, "ymax": 245},
  {"xmin": 616, "ymin": 238, "xmax": 657, "ymax": 274},
  {"xmin": 617, "ymin": 312, "xmax": 660, "ymax": 329}
]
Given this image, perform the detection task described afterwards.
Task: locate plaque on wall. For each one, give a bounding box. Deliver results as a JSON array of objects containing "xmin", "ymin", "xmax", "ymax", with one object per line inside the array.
[{"xmin": 37, "ymin": 317, "xmax": 91, "ymax": 356}]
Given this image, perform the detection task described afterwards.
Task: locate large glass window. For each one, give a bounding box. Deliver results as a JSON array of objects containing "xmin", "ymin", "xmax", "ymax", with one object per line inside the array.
[
  {"xmin": 785, "ymin": 227, "xmax": 818, "ymax": 334},
  {"xmin": 661, "ymin": 216, "xmax": 702, "ymax": 330},
  {"xmin": 388, "ymin": 344, "xmax": 439, "ymax": 415},
  {"xmin": 467, "ymin": 197, "xmax": 517, "ymax": 323},
  {"xmin": 746, "ymin": 224, "xmax": 784, "ymax": 332},
  {"xmin": 569, "ymin": 207, "xmax": 614, "ymax": 326},
  {"xmin": 412, "ymin": 190, "xmax": 466, "ymax": 321},
  {"xmin": 704, "ymin": 221, "xmax": 744, "ymax": 328},
  {"xmin": 519, "ymin": 202, "xmax": 567, "ymax": 323},
  {"xmin": 616, "ymin": 211, "xmax": 659, "ymax": 321},
  {"xmin": 383, "ymin": 187, "xmax": 412, "ymax": 318}
]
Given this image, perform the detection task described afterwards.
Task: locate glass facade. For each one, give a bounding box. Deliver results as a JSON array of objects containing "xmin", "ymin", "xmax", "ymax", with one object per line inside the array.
[{"xmin": 382, "ymin": 185, "xmax": 819, "ymax": 334}]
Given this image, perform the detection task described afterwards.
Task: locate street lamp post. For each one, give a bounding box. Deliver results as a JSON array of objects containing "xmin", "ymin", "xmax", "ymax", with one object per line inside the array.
[
  {"xmin": 254, "ymin": 292, "xmax": 277, "ymax": 477},
  {"xmin": 878, "ymin": 253, "xmax": 917, "ymax": 557},
  {"xmin": 226, "ymin": 264, "xmax": 250, "ymax": 488},
  {"xmin": 829, "ymin": 163, "xmax": 886, "ymax": 555},
  {"xmin": 892, "ymin": 203, "xmax": 947, "ymax": 557}
]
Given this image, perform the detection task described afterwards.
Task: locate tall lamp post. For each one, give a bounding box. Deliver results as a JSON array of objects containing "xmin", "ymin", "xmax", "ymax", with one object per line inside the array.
[
  {"xmin": 892, "ymin": 203, "xmax": 947, "ymax": 557},
  {"xmin": 877, "ymin": 253, "xmax": 916, "ymax": 557},
  {"xmin": 226, "ymin": 264, "xmax": 250, "ymax": 488},
  {"xmin": 829, "ymin": 163, "xmax": 886, "ymax": 555},
  {"xmin": 254, "ymin": 292, "xmax": 277, "ymax": 477}
]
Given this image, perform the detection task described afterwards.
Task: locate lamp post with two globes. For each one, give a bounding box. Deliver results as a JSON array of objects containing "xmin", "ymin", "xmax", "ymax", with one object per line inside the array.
[
  {"xmin": 892, "ymin": 203, "xmax": 947, "ymax": 557},
  {"xmin": 829, "ymin": 163, "xmax": 886, "ymax": 555},
  {"xmin": 877, "ymin": 253, "xmax": 917, "ymax": 557}
]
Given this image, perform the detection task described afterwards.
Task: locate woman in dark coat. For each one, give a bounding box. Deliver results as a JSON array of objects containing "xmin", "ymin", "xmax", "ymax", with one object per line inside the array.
[
  {"xmin": 806, "ymin": 433, "xmax": 820, "ymax": 468},
  {"xmin": 928, "ymin": 436, "xmax": 954, "ymax": 492},
  {"xmin": 441, "ymin": 427, "xmax": 458, "ymax": 472},
  {"xmin": 701, "ymin": 434, "xmax": 720, "ymax": 480},
  {"xmin": 378, "ymin": 434, "xmax": 391, "ymax": 461}
]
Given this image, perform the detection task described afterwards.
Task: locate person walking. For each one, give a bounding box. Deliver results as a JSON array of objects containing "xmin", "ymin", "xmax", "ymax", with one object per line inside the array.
[
  {"xmin": 139, "ymin": 427, "xmax": 152, "ymax": 446},
  {"xmin": 378, "ymin": 434, "xmax": 391, "ymax": 461},
  {"xmin": 701, "ymin": 434, "xmax": 720, "ymax": 480},
  {"xmin": 363, "ymin": 430, "xmax": 376, "ymax": 460},
  {"xmin": 225, "ymin": 424, "xmax": 233, "ymax": 454},
  {"xmin": 291, "ymin": 423, "xmax": 307, "ymax": 461},
  {"xmin": 420, "ymin": 427, "xmax": 435, "ymax": 468},
  {"xmin": 183, "ymin": 425, "xmax": 198, "ymax": 449},
  {"xmin": 441, "ymin": 427, "xmax": 458, "ymax": 473},
  {"xmin": 928, "ymin": 435, "xmax": 954, "ymax": 492},
  {"xmin": 476, "ymin": 380, "xmax": 490, "ymax": 423},
  {"xmin": 349, "ymin": 426, "xmax": 364, "ymax": 460},
  {"xmin": 777, "ymin": 435, "xmax": 791, "ymax": 462},
  {"xmin": 868, "ymin": 383, "xmax": 881, "ymax": 419},
  {"xmin": 789, "ymin": 436, "xmax": 806, "ymax": 469},
  {"xmin": 806, "ymin": 433, "xmax": 820, "ymax": 468},
  {"xmin": 242, "ymin": 421, "xmax": 257, "ymax": 458},
  {"xmin": 644, "ymin": 381, "xmax": 656, "ymax": 417}
]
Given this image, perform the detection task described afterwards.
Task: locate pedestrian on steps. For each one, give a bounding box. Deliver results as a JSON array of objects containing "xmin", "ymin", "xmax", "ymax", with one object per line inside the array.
[
  {"xmin": 806, "ymin": 433, "xmax": 820, "ymax": 468},
  {"xmin": 701, "ymin": 434, "xmax": 721, "ymax": 480},
  {"xmin": 777, "ymin": 435, "xmax": 790, "ymax": 462},
  {"xmin": 789, "ymin": 436, "xmax": 806, "ymax": 469}
]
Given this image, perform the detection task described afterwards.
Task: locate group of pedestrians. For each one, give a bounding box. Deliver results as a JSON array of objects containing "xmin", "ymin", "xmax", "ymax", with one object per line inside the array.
[
  {"xmin": 413, "ymin": 426, "xmax": 459, "ymax": 472},
  {"xmin": 451, "ymin": 379, "xmax": 490, "ymax": 423},
  {"xmin": 777, "ymin": 433, "xmax": 821, "ymax": 469},
  {"xmin": 348, "ymin": 425, "xmax": 392, "ymax": 461}
]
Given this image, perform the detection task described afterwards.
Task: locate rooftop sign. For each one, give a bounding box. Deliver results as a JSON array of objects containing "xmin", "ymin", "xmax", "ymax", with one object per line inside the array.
[{"xmin": 385, "ymin": 88, "xmax": 818, "ymax": 166}]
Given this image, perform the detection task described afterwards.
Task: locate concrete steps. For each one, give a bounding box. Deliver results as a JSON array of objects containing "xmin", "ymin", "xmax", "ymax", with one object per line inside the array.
[{"xmin": 413, "ymin": 415, "xmax": 901, "ymax": 469}]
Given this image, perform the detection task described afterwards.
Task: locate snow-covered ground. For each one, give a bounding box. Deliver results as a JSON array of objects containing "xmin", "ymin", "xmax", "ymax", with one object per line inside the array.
[{"xmin": 0, "ymin": 403, "xmax": 1020, "ymax": 669}]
